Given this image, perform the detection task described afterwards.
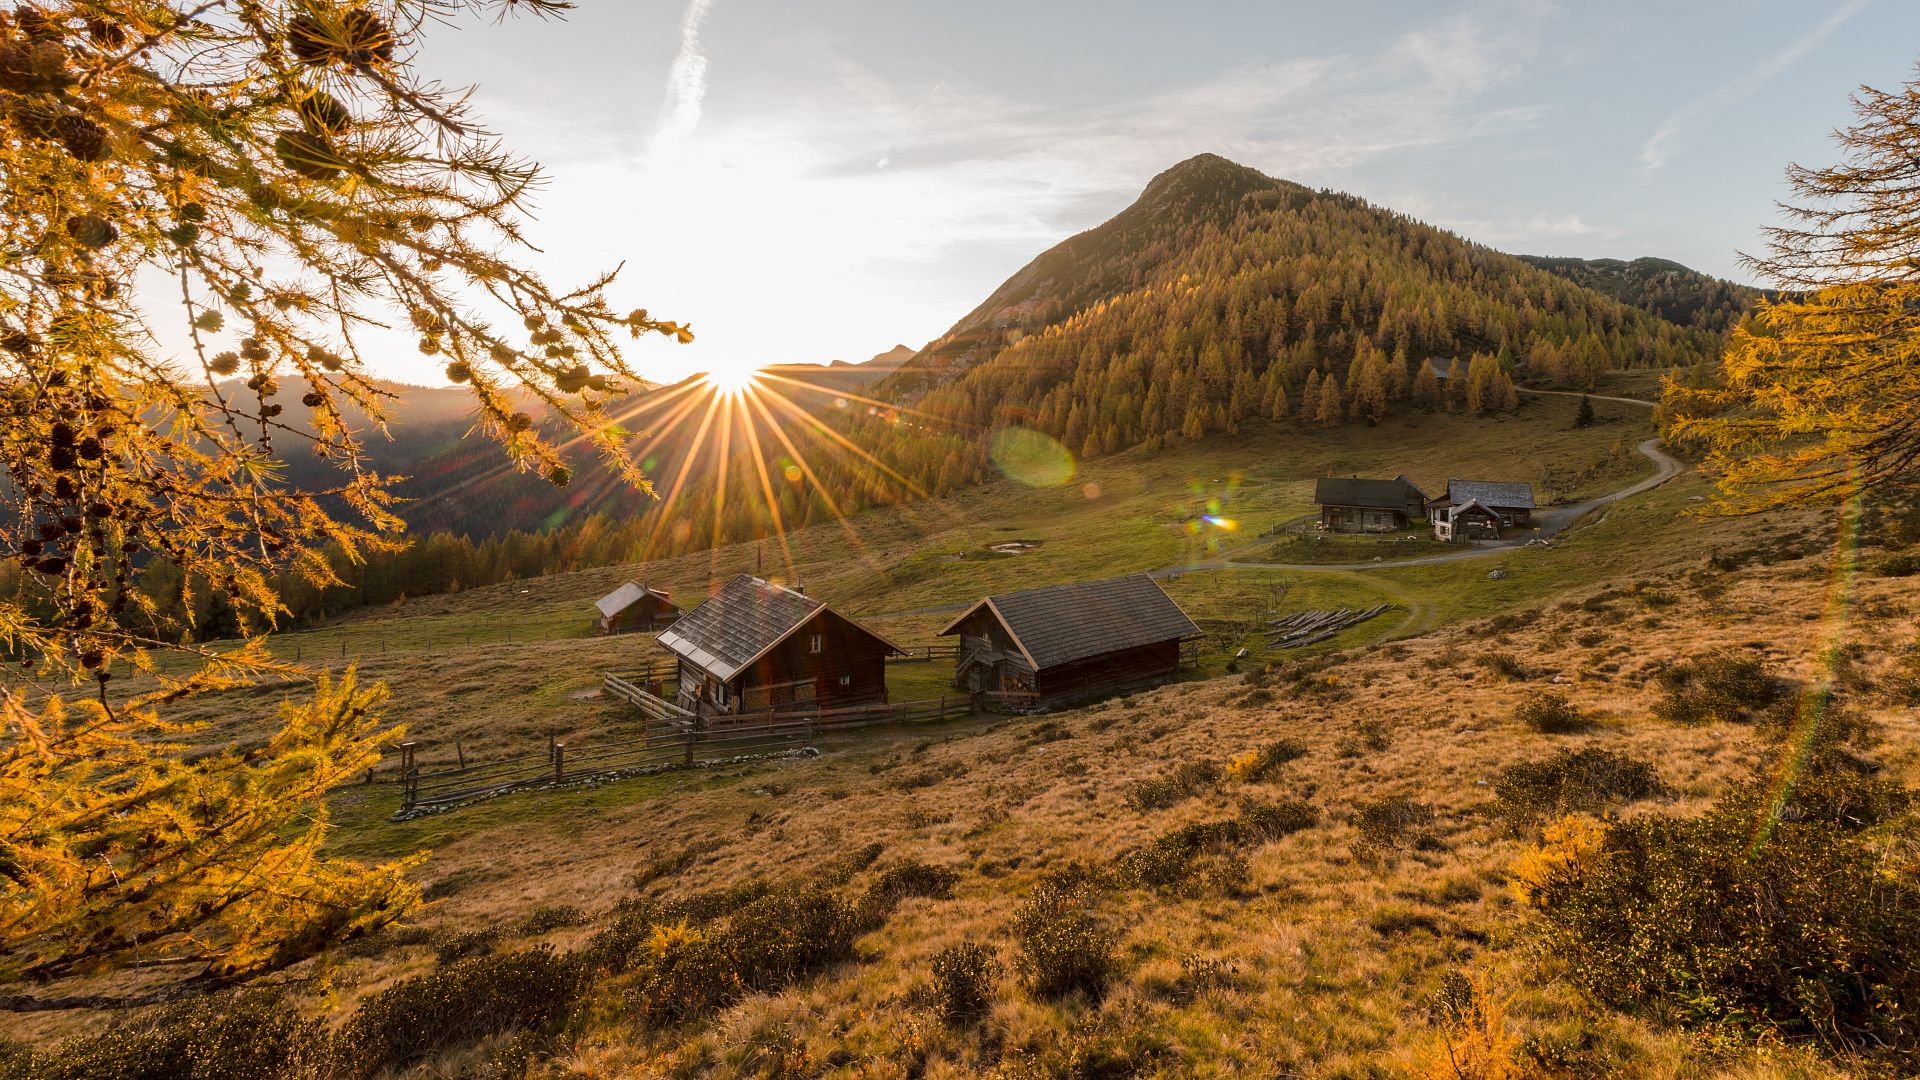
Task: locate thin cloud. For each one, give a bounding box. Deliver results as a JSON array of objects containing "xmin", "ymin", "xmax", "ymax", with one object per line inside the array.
[
  {"xmin": 651, "ymin": 0, "xmax": 718, "ymax": 161},
  {"xmin": 1639, "ymin": 0, "xmax": 1869, "ymax": 174}
]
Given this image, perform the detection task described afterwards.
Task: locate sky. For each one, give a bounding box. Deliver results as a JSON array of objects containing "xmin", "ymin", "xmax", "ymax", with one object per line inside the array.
[{"xmin": 379, "ymin": 0, "xmax": 1920, "ymax": 386}]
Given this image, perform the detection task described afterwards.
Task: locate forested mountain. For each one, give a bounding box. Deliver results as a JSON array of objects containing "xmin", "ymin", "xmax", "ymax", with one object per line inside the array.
[
  {"xmin": 131, "ymin": 154, "xmax": 1746, "ymax": 633},
  {"xmin": 884, "ymin": 154, "xmax": 1724, "ymax": 455},
  {"xmin": 1517, "ymin": 255, "xmax": 1768, "ymax": 334}
]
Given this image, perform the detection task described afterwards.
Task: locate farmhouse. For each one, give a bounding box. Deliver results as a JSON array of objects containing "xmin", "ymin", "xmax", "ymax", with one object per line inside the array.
[
  {"xmin": 657, "ymin": 575, "xmax": 904, "ymax": 716},
  {"xmin": 940, "ymin": 573, "xmax": 1201, "ymax": 710},
  {"xmin": 592, "ymin": 580, "xmax": 678, "ymax": 635},
  {"xmin": 1429, "ymin": 479, "xmax": 1535, "ymax": 541},
  {"xmin": 1313, "ymin": 475, "xmax": 1430, "ymax": 533}
]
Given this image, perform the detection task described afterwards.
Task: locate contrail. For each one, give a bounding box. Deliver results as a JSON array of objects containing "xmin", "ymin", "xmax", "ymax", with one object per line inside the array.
[
  {"xmin": 652, "ymin": 0, "xmax": 718, "ymax": 161},
  {"xmin": 1639, "ymin": 0, "xmax": 1869, "ymax": 175}
]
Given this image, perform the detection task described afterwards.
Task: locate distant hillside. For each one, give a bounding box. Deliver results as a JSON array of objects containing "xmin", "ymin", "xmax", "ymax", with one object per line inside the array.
[
  {"xmin": 885, "ymin": 154, "xmax": 1724, "ymax": 455},
  {"xmin": 763, "ymin": 344, "xmax": 919, "ymax": 394},
  {"xmin": 1517, "ymin": 255, "xmax": 1767, "ymax": 334}
]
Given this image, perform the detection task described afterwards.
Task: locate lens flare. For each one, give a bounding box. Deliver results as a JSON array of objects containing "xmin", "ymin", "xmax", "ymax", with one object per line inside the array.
[{"xmin": 988, "ymin": 426, "xmax": 1075, "ymax": 487}]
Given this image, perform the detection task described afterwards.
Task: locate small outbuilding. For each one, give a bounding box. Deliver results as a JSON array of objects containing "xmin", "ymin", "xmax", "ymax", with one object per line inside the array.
[
  {"xmin": 1429, "ymin": 479, "xmax": 1535, "ymax": 541},
  {"xmin": 940, "ymin": 573, "xmax": 1201, "ymax": 711},
  {"xmin": 1313, "ymin": 475, "xmax": 1430, "ymax": 534},
  {"xmin": 593, "ymin": 581, "xmax": 679, "ymax": 635},
  {"xmin": 657, "ymin": 574, "xmax": 904, "ymax": 716}
]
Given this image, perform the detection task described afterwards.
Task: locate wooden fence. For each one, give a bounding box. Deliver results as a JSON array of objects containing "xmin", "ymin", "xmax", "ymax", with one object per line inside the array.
[{"xmin": 398, "ymin": 689, "xmax": 966, "ymax": 813}]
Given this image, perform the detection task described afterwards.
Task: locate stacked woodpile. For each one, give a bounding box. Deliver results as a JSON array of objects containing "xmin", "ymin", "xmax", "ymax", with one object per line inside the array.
[{"xmin": 1266, "ymin": 605, "xmax": 1394, "ymax": 649}]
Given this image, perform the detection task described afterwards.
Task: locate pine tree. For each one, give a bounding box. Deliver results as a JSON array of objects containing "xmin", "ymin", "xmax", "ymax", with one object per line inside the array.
[
  {"xmin": 1668, "ymin": 69, "xmax": 1920, "ymax": 508},
  {"xmin": 0, "ymin": 0, "xmax": 684, "ymax": 985},
  {"xmin": 1315, "ymin": 374, "xmax": 1346, "ymax": 426},
  {"xmin": 1300, "ymin": 370, "xmax": 1323, "ymax": 420},
  {"xmin": 1413, "ymin": 361, "xmax": 1443, "ymax": 409},
  {"xmin": 1575, "ymin": 394, "xmax": 1597, "ymax": 428}
]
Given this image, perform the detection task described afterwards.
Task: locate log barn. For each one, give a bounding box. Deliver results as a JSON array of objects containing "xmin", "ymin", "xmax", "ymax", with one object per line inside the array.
[
  {"xmin": 593, "ymin": 580, "xmax": 679, "ymax": 635},
  {"xmin": 1313, "ymin": 475, "xmax": 1430, "ymax": 534},
  {"xmin": 940, "ymin": 573, "xmax": 1201, "ymax": 711},
  {"xmin": 657, "ymin": 575, "xmax": 904, "ymax": 716},
  {"xmin": 1429, "ymin": 479, "xmax": 1536, "ymax": 541}
]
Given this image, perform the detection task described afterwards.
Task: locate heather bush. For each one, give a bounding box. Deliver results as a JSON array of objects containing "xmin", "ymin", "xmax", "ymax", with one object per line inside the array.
[
  {"xmin": 6, "ymin": 996, "xmax": 323, "ymax": 1080},
  {"xmin": 1122, "ymin": 759, "xmax": 1221, "ymax": 811},
  {"xmin": 928, "ymin": 942, "xmax": 1000, "ymax": 1025},
  {"xmin": 1515, "ymin": 765, "xmax": 1920, "ymax": 1063},
  {"xmin": 1352, "ymin": 794, "xmax": 1436, "ymax": 852},
  {"xmin": 333, "ymin": 947, "xmax": 587, "ymax": 1077},
  {"xmin": 1650, "ymin": 650, "xmax": 1782, "ymax": 725},
  {"xmin": 1115, "ymin": 798, "xmax": 1317, "ymax": 892},
  {"xmin": 1512, "ymin": 690, "xmax": 1590, "ymax": 734},
  {"xmin": 1225, "ymin": 738, "xmax": 1308, "ymax": 782},
  {"xmin": 1493, "ymin": 748, "xmax": 1664, "ymax": 824},
  {"xmin": 857, "ymin": 858, "xmax": 960, "ymax": 928},
  {"xmin": 1012, "ymin": 873, "xmax": 1114, "ymax": 1000}
]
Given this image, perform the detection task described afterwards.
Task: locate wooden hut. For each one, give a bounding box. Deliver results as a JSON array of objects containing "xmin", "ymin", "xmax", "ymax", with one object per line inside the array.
[
  {"xmin": 593, "ymin": 581, "xmax": 678, "ymax": 635},
  {"xmin": 657, "ymin": 575, "xmax": 904, "ymax": 717},
  {"xmin": 1312, "ymin": 476, "xmax": 1430, "ymax": 534},
  {"xmin": 940, "ymin": 573, "xmax": 1200, "ymax": 711},
  {"xmin": 1429, "ymin": 479, "xmax": 1535, "ymax": 541}
]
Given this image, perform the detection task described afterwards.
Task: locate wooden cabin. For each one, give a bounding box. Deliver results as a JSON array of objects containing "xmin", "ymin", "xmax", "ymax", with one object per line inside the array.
[
  {"xmin": 940, "ymin": 573, "xmax": 1201, "ymax": 711},
  {"xmin": 593, "ymin": 581, "xmax": 678, "ymax": 635},
  {"xmin": 656, "ymin": 575, "xmax": 904, "ymax": 717},
  {"xmin": 1313, "ymin": 475, "xmax": 1429, "ymax": 534},
  {"xmin": 1429, "ymin": 479, "xmax": 1535, "ymax": 541}
]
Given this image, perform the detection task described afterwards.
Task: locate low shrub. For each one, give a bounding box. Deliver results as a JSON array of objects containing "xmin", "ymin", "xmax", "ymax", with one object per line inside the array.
[
  {"xmin": 725, "ymin": 884, "xmax": 860, "ymax": 993},
  {"xmin": 1493, "ymin": 748, "xmax": 1664, "ymax": 824},
  {"xmin": 1115, "ymin": 799, "xmax": 1317, "ymax": 892},
  {"xmin": 628, "ymin": 920, "xmax": 738, "ymax": 1025},
  {"xmin": 857, "ymin": 858, "xmax": 959, "ymax": 928},
  {"xmin": 434, "ymin": 926, "xmax": 502, "ymax": 965},
  {"xmin": 1888, "ymin": 643, "xmax": 1920, "ymax": 707},
  {"xmin": 512, "ymin": 904, "xmax": 587, "ymax": 937},
  {"xmin": 1122, "ymin": 759, "xmax": 1221, "ymax": 811},
  {"xmin": 1877, "ymin": 552, "xmax": 1920, "ymax": 577},
  {"xmin": 1012, "ymin": 873, "xmax": 1114, "ymax": 1001},
  {"xmin": 1352, "ymin": 794, "xmax": 1436, "ymax": 852},
  {"xmin": 1515, "ymin": 768, "xmax": 1920, "ymax": 1064},
  {"xmin": 333, "ymin": 947, "xmax": 586, "ymax": 1077},
  {"xmin": 1225, "ymin": 738, "xmax": 1308, "ymax": 782},
  {"xmin": 1512, "ymin": 690, "xmax": 1590, "ymax": 734},
  {"xmin": 11, "ymin": 996, "xmax": 323, "ymax": 1080},
  {"xmin": 928, "ymin": 942, "xmax": 1000, "ymax": 1026},
  {"xmin": 1651, "ymin": 650, "xmax": 1782, "ymax": 725},
  {"xmin": 1477, "ymin": 651, "xmax": 1531, "ymax": 681}
]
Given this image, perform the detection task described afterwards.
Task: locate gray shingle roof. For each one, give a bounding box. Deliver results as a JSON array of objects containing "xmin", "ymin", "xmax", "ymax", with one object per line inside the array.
[
  {"xmin": 1445, "ymin": 479, "xmax": 1535, "ymax": 509},
  {"xmin": 1314, "ymin": 476, "xmax": 1424, "ymax": 509},
  {"xmin": 595, "ymin": 580, "xmax": 671, "ymax": 619},
  {"xmin": 658, "ymin": 575, "xmax": 901, "ymax": 680},
  {"xmin": 940, "ymin": 573, "xmax": 1200, "ymax": 671}
]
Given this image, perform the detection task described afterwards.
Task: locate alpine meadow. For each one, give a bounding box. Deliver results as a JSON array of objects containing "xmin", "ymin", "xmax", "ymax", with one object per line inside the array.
[{"xmin": 2, "ymin": 4, "xmax": 1919, "ymax": 1080}]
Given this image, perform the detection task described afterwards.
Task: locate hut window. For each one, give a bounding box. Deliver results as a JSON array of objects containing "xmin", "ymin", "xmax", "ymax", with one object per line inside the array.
[
  {"xmin": 838, "ymin": 675, "xmax": 851, "ymax": 686},
  {"xmin": 809, "ymin": 634, "xmax": 823, "ymax": 654}
]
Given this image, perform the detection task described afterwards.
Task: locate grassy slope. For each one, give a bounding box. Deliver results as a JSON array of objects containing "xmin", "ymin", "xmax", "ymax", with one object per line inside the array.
[
  {"xmin": 159, "ymin": 390, "xmax": 1670, "ymax": 760},
  {"xmin": 21, "ymin": 377, "xmax": 1917, "ymax": 1077}
]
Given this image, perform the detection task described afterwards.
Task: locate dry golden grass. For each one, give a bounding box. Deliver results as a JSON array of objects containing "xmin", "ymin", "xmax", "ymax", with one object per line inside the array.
[{"xmin": 16, "ymin": 541, "xmax": 1906, "ymax": 1078}]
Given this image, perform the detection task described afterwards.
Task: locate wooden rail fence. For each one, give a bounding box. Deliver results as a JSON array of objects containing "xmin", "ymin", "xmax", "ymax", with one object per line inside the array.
[{"xmin": 398, "ymin": 688, "xmax": 965, "ymax": 813}]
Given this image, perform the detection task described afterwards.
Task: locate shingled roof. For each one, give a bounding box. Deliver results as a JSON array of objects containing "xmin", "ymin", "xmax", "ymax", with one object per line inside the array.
[
  {"xmin": 939, "ymin": 573, "xmax": 1200, "ymax": 671},
  {"xmin": 1313, "ymin": 476, "xmax": 1426, "ymax": 509},
  {"xmin": 595, "ymin": 580, "xmax": 671, "ymax": 620},
  {"xmin": 658, "ymin": 575, "xmax": 902, "ymax": 681},
  {"xmin": 1443, "ymin": 479, "xmax": 1535, "ymax": 509}
]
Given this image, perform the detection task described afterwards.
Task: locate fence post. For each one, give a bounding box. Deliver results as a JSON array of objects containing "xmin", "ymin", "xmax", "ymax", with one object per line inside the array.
[
  {"xmin": 399, "ymin": 741, "xmax": 416, "ymax": 777},
  {"xmin": 553, "ymin": 743, "xmax": 565, "ymax": 782},
  {"xmin": 455, "ymin": 739, "xmax": 466, "ymax": 770},
  {"xmin": 402, "ymin": 767, "xmax": 418, "ymax": 810}
]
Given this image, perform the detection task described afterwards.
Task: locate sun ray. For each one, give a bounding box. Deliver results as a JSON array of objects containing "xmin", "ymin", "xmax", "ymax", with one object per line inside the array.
[
  {"xmin": 734, "ymin": 392, "xmax": 799, "ymax": 584},
  {"xmin": 753, "ymin": 379, "xmax": 931, "ymax": 500},
  {"xmin": 739, "ymin": 383, "xmax": 878, "ymax": 567},
  {"xmin": 641, "ymin": 385, "xmax": 727, "ymax": 564}
]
